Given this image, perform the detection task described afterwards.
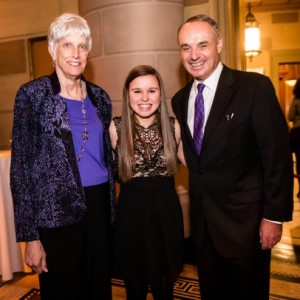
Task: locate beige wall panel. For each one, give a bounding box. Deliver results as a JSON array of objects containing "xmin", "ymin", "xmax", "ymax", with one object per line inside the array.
[
  {"xmin": 272, "ymin": 24, "xmax": 300, "ymax": 50},
  {"xmin": 157, "ymin": 53, "xmax": 186, "ymax": 98},
  {"xmin": 0, "ymin": 40, "xmax": 26, "ymax": 75},
  {"xmin": 0, "ymin": 0, "xmax": 58, "ymax": 38},
  {"xmin": 184, "ymin": 3, "xmax": 210, "ymax": 20},
  {"xmin": 256, "ymin": 12, "xmax": 300, "ymax": 51},
  {"xmin": 79, "ymin": 0, "xmax": 182, "ymax": 14},
  {"xmin": 87, "ymin": 55, "xmax": 155, "ymax": 101},
  {"xmin": 0, "ymin": 72, "xmax": 30, "ymax": 150},
  {"xmin": 102, "ymin": 4, "xmax": 183, "ymax": 54},
  {"xmin": 0, "ymin": 0, "xmax": 78, "ymax": 39},
  {"xmin": 59, "ymin": 0, "xmax": 79, "ymax": 13},
  {"xmin": 79, "ymin": 0, "xmax": 149, "ymax": 15},
  {"xmin": 85, "ymin": 12, "xmax": 102, "ymax": 58},
  {"xmin": 0, "ymin": 74, "xmax": 30, "ymax": 110}
]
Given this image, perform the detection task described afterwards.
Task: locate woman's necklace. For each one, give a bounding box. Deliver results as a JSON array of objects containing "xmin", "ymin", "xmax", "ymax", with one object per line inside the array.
[{"xmin": 77, "ymin": 80, "xmax": 88, "ymax": 162}]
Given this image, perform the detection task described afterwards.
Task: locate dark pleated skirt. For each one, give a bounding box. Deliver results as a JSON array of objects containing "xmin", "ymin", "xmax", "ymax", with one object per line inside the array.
[{"xmin": 113, "ymin": 176, "xmax": 184, "ymax": 286}]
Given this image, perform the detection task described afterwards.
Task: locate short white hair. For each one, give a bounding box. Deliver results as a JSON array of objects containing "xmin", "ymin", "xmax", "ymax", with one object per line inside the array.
[{"xmin": 48, "ymin": 13, "xmax": 92, "ymax": 54}]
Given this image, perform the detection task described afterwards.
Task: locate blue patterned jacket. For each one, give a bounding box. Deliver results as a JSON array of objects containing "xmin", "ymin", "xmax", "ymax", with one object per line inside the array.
[{"xmin": 10, "ymin": 72, "xmax": 116, "ymax": 242}]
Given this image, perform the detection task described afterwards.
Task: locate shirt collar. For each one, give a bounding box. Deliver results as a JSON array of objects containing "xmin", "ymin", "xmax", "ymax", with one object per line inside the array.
[{"xmin": 193, "ymin": 62, "xmax": 223, "ymax": 92}]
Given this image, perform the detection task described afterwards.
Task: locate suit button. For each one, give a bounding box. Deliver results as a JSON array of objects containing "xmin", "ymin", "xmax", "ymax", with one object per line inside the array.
[{"xmin": 199, "ymin": 169, "xmax": 205, "ymax": 174}]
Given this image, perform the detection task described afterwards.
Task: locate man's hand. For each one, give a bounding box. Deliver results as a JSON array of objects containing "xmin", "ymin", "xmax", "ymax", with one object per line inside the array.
[
  {"xmin": 25, "ymin": 240, "xmax": 48, "ymax": 274},
  {"xmin": 259, "ymin": 219, "xmax": 282, "ymax": 250}
]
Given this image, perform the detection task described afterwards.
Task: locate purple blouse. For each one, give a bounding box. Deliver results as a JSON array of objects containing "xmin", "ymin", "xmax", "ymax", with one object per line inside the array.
[{"xmin": 65, "ymin": 95, "xmax": 108, "ymax": 187}]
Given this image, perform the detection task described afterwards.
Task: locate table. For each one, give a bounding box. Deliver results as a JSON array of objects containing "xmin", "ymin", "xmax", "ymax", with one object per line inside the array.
[{"xmin": 0, "ymin": 150, "xmax": 30, "ymax": 281}]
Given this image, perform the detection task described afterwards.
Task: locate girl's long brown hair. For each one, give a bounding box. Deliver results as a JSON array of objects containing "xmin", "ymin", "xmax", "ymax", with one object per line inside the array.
[{"xmin": 118, "ymin": 65, "xmax": 178, "ymax": 182}]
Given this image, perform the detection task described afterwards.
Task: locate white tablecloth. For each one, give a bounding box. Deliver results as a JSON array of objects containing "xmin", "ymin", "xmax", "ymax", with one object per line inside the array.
[{"xmin": 0, "ymin": 150, "xmax": 30, "ymax": 281}]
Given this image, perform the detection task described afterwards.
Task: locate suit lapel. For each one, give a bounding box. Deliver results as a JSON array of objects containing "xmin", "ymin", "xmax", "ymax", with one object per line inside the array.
[{"xmin": 201, "ymin": 66, "xmax": 235, "ymax": 154}]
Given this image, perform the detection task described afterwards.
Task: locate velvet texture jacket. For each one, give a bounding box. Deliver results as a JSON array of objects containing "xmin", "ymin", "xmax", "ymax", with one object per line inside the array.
[
  {"xmin": 10, "ymin": 72, "xmax": 116, "ymax": 242},
  {"xmin": 171, "ymin": 65, "xmax": 294, "ymax": 258}
]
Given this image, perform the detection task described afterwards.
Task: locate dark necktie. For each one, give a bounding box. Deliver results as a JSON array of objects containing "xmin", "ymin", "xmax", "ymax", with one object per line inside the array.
[{"xmin": 193, "ymin": 83, "xmax": 205, "ymax": 154}]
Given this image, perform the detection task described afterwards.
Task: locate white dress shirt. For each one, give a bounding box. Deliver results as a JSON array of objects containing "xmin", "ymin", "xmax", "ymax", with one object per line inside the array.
[{"xmin": 187, "ymin": 62, "xmax": 223, "ymax": 136}]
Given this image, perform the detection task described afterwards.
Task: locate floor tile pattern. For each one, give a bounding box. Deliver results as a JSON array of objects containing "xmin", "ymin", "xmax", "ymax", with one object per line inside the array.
[{"xmin": 0, "ymin": 183, "xmax": 299, "ymax": 300}]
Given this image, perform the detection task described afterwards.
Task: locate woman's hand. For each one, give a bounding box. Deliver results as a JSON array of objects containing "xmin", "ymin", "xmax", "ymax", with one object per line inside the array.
[{"xmin": 25, "ymin": 240, "xmax": 48, "ymax": 274}]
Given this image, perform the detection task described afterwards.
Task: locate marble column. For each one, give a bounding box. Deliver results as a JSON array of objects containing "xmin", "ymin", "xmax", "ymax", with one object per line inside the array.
[{"xmin": 78, "ymin": 0, "xmax": 185, "ymax": 116}]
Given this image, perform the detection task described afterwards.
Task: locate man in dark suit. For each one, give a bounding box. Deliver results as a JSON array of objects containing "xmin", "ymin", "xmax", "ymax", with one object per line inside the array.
[{"xmin": 171, "ymin": 14, "xmax": 294, "ymax": 300}]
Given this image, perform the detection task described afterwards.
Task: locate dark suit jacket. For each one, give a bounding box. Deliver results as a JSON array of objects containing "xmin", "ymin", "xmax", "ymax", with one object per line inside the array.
[
  {"xmin": 10, "ymin": 72, "xmax": 116, "ymax": 242},
  {"xmin": 171, "ymin": 64, "xmax": 294, "ymax": 258}
]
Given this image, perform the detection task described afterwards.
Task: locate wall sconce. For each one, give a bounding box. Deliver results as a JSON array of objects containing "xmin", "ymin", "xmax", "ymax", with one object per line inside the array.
[{"xmin": 245, "ymin": 2, "xmax": 261, "ymax": 62}]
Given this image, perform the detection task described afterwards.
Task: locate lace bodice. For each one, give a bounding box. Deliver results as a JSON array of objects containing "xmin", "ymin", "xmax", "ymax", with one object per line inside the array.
[{"xmin": 113, "ymin": 117, "xmax": 176, "ymax": 177}]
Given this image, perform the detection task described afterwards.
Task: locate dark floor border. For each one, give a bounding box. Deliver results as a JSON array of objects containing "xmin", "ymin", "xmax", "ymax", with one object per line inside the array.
[
  {"xmin": 271, "ymin": 272, "xmax": 300, "ymax": 284},
  {"xmin": 270, "ymin": 293, "xmax": 300, "ymax": 300},
  {"xmin": 19, "ymin": 288, "xmax": 40, "ymax": 300}
]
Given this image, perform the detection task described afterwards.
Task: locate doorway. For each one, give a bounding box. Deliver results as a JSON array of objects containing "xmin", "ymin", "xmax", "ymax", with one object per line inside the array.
[{"xmin": 278, "ymin": 62, "xmax": 300, "ymax": 118}]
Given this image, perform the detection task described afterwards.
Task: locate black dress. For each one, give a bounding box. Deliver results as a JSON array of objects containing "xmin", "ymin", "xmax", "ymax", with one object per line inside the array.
[{"xmin": 112, "ymin": 117, "xmax": 184, "ymax": 287}]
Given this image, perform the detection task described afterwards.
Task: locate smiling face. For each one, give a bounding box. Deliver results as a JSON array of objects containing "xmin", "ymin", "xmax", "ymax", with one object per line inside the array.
[
  {"xmin": 49, "ymin": 32, "xmax": 88, "ymax": 80},
  {"xmin": 178, "ymin": 21, "xmax": 222, "ymax": 81},
  {"xmin": 128, "ymin": 74, "xmax": 161, "ymax": 126}
]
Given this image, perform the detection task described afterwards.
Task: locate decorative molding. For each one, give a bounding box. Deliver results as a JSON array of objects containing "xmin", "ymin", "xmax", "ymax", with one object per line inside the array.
[{"xmin": 184, "ymin": 0, "xmax": 208, "ymax": 7}]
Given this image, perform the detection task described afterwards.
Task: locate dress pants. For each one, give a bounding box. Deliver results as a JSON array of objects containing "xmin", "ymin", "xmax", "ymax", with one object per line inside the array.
[
  {"xmin": 195, "ymin": 227, "xmax": 271, "ymax": 300},
  {"xmin": 39, "ymin": 183, "xmax": 112, "ymax": 300}
]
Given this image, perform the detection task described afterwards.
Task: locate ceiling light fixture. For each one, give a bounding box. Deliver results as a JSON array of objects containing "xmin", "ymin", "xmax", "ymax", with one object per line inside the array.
[{"xmin": 245, "ymin": 2, "xmax": 261, "ymax": 62}]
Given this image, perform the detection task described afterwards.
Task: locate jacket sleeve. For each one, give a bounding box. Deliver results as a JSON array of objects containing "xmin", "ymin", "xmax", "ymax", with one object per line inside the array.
[
  {"xmin": 10, "ymin": 85, "xmax": 40, "ymax": 242},
  {"xmin": 252, "ymin": 75, "xmax": 294, "ymax": 221}
]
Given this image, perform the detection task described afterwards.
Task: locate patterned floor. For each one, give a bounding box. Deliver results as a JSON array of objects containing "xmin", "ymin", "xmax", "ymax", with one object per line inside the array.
[
  {"xmin": 1, "ymin": 184, "xmax": 300, "ymax": 300},
  {"xmin": 111, "ymin": 277, "xmax": 201, "ymax": 300},
  {"xmin": 173, "ymin": 277, "xmax": 200, "ymax": 299},
  {"xmin": 19, "ymin": 288, "xmax": 40, "ymax": 300},
  {"xmin": 271, "ymin": 243, "xmax": 300, "ymax": 284},
  {"xmin": 269, "ymin": 188, "xmax": 300, "ymax": 299}
]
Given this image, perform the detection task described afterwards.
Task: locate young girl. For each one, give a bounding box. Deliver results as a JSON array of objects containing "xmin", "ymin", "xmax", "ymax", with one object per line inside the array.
[{"xmin": 110, "ymin": 65, "xmax": 185, "ymax": 300}]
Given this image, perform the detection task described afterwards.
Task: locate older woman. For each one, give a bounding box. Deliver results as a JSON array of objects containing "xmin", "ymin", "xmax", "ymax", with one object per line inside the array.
[{"xmin": 10, "ymin": 13, "xmax": 115, "ymax": 300}]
